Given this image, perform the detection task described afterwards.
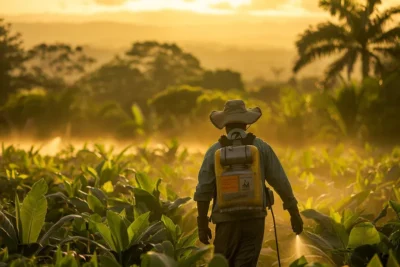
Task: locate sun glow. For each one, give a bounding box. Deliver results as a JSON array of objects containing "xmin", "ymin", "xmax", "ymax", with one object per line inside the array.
[{"xmin": 0, "ymin": 0, "xmax": 309, "ymax": 16}]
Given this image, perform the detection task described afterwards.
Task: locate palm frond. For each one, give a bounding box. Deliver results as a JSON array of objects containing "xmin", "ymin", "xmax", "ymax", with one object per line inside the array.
[
  {"xmin": 324, "ymin": 49, "xmax": 356, "ymax": 82},
  {"xmin": 373, "ymin": 46, "xmax": 400, "ymax": 58},
  {"xmin": 319, "ymin": 0, "xmax": 359, "ymax": 20},
  {"xmin": 293, "ymin": 44, "xmax": 347, "ymax": 73},
  {"xmin": 365, "ymin": 0, "xmax": 382, "ymax": 16},
  {"xmin": 372, "ymin": 26, "xmax": 400, "ymax": 43},
  {"xmin": 295, "ymin": 22, "xmax": 351, "ymax": 54},
  {"xmin": 368, "ymin": 6, "xmax": 400, "ymax": 37}
]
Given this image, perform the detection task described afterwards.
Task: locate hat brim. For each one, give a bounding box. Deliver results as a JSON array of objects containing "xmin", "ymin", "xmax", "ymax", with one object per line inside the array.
[{"xmin": 209, "ymin": 107, "xmax": 262, "ymax": 129}]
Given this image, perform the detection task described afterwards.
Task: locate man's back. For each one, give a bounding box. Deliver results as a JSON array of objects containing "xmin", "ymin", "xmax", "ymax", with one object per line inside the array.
[{"xmin": 194, "ymin": 99, "xmax": 303, "ymax": 267}]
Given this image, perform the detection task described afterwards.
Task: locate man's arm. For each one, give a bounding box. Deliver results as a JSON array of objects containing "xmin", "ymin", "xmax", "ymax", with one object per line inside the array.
[
  {"xmin": 263, "ymin": 143, "xmax": 298, "ymax": 210},
  {"xmin": 193, "ymin": 145, "xmax": 217, "ymax": 244},
  {"xmin": 262, "ymin": 142, "xmax": 303, "ymax": 234}
]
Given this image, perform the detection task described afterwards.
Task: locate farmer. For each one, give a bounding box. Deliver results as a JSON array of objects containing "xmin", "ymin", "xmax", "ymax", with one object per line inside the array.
[{"xmin": 194, "ymin": 99, "xmax": 303, "ymax": 267}]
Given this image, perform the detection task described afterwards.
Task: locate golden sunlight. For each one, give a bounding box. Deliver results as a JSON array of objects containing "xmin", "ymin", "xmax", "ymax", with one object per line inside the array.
[{"xmin": 1, "ymin": 0, "xmax": 306, "ymax": 15}]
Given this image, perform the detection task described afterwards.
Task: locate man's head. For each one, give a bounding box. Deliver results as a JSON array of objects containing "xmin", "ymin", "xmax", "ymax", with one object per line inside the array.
[
  {"xmin": 209, "ymin": 99, "xmax": 262, "ymax": 130},
  {"xmin": 225, "ymin": 123, "xmax": 247, "ymax": 134}
]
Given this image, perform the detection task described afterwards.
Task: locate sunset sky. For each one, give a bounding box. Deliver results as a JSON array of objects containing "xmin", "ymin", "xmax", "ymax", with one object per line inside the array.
[{"xmin": 0, "ymin": 0, "xmax": 333, "ymax": 16}]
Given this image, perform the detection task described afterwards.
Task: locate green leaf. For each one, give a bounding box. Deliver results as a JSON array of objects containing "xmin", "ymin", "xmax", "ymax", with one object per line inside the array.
[
  {"xmin": 141, "ymin": 251, "xmax": 177, "ymax": 267},
  {"xmin": 87, "ymin": 193, "xmax": 106, "ymax": 216},
  {"xmin": 95, "ymin": 222, "xmax": 117, "ymax": 251},
  {"xmin": 135, "ymin": 172, "xmax": 153, "ymax": 193},
  {"xmin": 162, "ymin": 215, "xmax": 177, "ymax": 244},
  {"xmin": 38, "ymin": 214, "xmax": 82, "ymax": 245},
  {"xmin": 387, "ymin": 250, "xmax": 400, "ymax": 267},
  {"xmin": 127, "ymin": 211, "xmax": 150, "ymax": 245},
  {"xmin": 167, "ymin": 197, "xmax": 191, "ymax": 211},
  {"xmin": 131, "ymin": 103, "xmax": 144, "ymax": 126},
  {"xmin": 177, "ymin": 246, "xmax": 211, "ymax": 267},
  {"xmin": 0, "ymin": 211, "xmax": 18, "ymax": 251},
  {"xmin": 160, "ymin": 240, "xmax": 174, "ymax": 258},
  {"xmin": 177, "ymin": 229, "xmax": 198, "ymax": 250},
  {"xmin": 348, "ymin": 222, "xmax": 381, "ymax": 249},
  {"xmin": 367, "ymin": 254, "xmax": 383, "ymax": 267},
  {"xmin": 20, "ymin": 178, "xmax": 48, "ymax": 243},
  {"xmin": 389, "ymin": 200, "xmax": 400, "ymax": 219},
  {"xmin": 106, "ymin": 210, "xmax": 129, "ymax": 252},
  {"xmin": 56, "ymin": 253, "xmax": 79, "ymax": 267},
  {"xmin": 88, "ymin": 187, "xmax": 108, "ymax": 206},
  {"xmin": 15, "ymin": 194, "xmax": 21, "ymax": 239},
  {"xmin": 290, "ymin": 255, "xmax": 308, "ymax": 267},
  {"xmin": 99, "ymin": 254, "xmax": 122, "ymax": 267},
  {"xmin": 207, "ymin": 254, "xmax": 229, "ymax": 267}
]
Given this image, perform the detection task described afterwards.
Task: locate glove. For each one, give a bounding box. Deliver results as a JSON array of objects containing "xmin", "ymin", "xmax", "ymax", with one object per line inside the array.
[
  {"xmin": 197, "ymin": 216, "xmax": 212, "ymax": 244},
  {"xmin": 288, "ymin": 207, "xmax": 303, "ymax": 235}
]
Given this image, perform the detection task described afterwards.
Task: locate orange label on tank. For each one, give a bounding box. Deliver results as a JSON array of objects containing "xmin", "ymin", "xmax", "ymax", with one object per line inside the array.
[{"xmin": 220, "ymin": 175, "xmax": 239, "ymax": 193}]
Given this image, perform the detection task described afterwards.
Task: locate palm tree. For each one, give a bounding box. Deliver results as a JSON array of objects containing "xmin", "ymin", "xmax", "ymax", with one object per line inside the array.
[{"xmin": 293, "ymin": 0, "xmax": 400, "ymax": 83}]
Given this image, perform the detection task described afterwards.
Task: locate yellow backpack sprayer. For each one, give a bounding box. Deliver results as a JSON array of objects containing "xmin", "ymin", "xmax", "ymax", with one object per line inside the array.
[{"xmin": 214, "ymin": 130, "xmax": 282, "ymax": 267}]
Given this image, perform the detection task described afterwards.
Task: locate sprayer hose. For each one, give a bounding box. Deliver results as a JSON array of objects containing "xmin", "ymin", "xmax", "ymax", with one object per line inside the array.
[{"xmin": 270, "ymin": 206, "xmax": 281, "ymax": 267}]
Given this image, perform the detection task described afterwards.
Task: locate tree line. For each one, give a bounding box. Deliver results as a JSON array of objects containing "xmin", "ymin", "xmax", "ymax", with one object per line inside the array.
[{"xmin": 0, "ymin": 0, "xmax": 399, "ymax": 145}]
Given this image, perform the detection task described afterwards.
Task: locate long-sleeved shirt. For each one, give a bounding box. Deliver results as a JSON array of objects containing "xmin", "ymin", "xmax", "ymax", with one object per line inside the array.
[{"xmin": 194, "ymin": 135, "xmax": 298, "ymax": 223}]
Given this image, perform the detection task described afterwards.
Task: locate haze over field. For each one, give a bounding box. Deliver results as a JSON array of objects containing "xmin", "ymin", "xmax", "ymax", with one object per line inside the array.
[{"xmin": 8, "ymin": 0, "xmax": 397, "ymax": 80}]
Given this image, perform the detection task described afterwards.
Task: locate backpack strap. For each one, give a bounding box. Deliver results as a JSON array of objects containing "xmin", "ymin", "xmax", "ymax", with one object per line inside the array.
[{"xmin": 218, "ymin": 132, "xmax": 256, "ymax": 147}]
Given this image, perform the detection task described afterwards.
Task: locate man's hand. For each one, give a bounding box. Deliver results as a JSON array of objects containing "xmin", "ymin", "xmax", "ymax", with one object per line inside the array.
[
  {"xmin": 197, "ymin": 216, "xmax": 212, "ymax": 244},
  {"xmin": 288, "ymin": 207, "xmax": 303, "ymax": 235}
]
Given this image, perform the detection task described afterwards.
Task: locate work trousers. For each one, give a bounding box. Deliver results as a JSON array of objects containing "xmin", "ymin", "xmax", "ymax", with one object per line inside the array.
[{"xmin": 213, "ymin": 218, "xmax": 265, "ymax": 267}]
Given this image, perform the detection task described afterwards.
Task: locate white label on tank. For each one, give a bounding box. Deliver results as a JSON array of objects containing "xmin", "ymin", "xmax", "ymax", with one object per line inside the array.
[{"xmin": 239, "ymin": 175, "xmax": 253, "ymax": 192}]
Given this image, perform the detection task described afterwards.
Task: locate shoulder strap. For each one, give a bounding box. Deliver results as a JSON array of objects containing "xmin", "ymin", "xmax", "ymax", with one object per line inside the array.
[{"xmin": 218, "ymin": 132, "xmax": 256, "ymax": 147}]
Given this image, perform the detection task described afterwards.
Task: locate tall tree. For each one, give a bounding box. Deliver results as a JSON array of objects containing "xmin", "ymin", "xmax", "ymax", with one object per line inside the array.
[
  {"xmin": 201, "ymin": 69, "xmax": 244, "ymax": 91},
  {"xmin": 293, "ymin": 0, "xmax": 400, "ymax": 83},
  {"xmin": 21, "ymin": 43, "xmax": 95, "ymax": 91},
  {"xmin": 125, "ymin": 41, "xmax": 203, "ymax": 91},
  {"xmin": 0, "ymin": 19, "xmax": 25, "ymax": 104}
]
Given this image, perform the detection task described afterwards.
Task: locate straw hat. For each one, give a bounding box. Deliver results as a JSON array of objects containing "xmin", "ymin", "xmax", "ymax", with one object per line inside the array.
[{"xmin": 209, "ymin": 99, "xmax": 262, "ymax": 129}]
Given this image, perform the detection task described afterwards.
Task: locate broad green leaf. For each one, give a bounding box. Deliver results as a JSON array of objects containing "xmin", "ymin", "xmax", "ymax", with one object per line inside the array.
[
  {"xmin": 106, "ymin": 210, "xmax": 129, "ymax": 252},
  {"xmin": 207, "ymin": 254, "xmax": 229, "ymax": 267},
  {"xmin": 0, "ymin": 211, "xmax": 18, "ymax": 251},
  {"xmin": 366, "ymin": 254, "xmax": 383, "ymax": 267},
  {"xmin": 162, "ymin": 215, "xmax": 177, "ymax": 244},
  {"xmin": 20, "ymin": 178, "xmax": 48, "ymax": 243},
  {"xmin": 135, "ymin": 172, "xmax": 153, "ymax": 193},
  {"xmin": 87, "ymin": 194, "xmax": 106, "ymax": 216},
  {"xmin": 177, "ymin": 229, "xmax": 198, "ymax": 250},
  {"xmin": 128, "ymin": 211, "xmax": 150, "ymax": 245},
  {"xmin": 95, "ymin": 223, "xmax": 117, "ymax": 251},
  {"xmin": 141, "ymin": 251, "xmax": 177, "ymax": 267},
  {"xmin": 348, "ymin": 222, "xmax": 381, "ymax": 249}
]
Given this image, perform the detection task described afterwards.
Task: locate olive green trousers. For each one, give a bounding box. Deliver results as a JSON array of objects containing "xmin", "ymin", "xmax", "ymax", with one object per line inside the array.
[{"xmin": 213, "ymin": 218, "xmax": 265, "ymax": 267}]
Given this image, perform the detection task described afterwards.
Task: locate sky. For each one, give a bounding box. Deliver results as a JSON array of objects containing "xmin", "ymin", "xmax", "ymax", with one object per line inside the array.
[{"xmin": 0, "ymin": 0, "xmax": 328, "ymax": 16}]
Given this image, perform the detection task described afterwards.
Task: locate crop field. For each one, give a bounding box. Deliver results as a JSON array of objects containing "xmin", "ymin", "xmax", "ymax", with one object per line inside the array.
[{"xmin": 0, "ymin": 139, "xmax": 399, "ymax": 267}]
